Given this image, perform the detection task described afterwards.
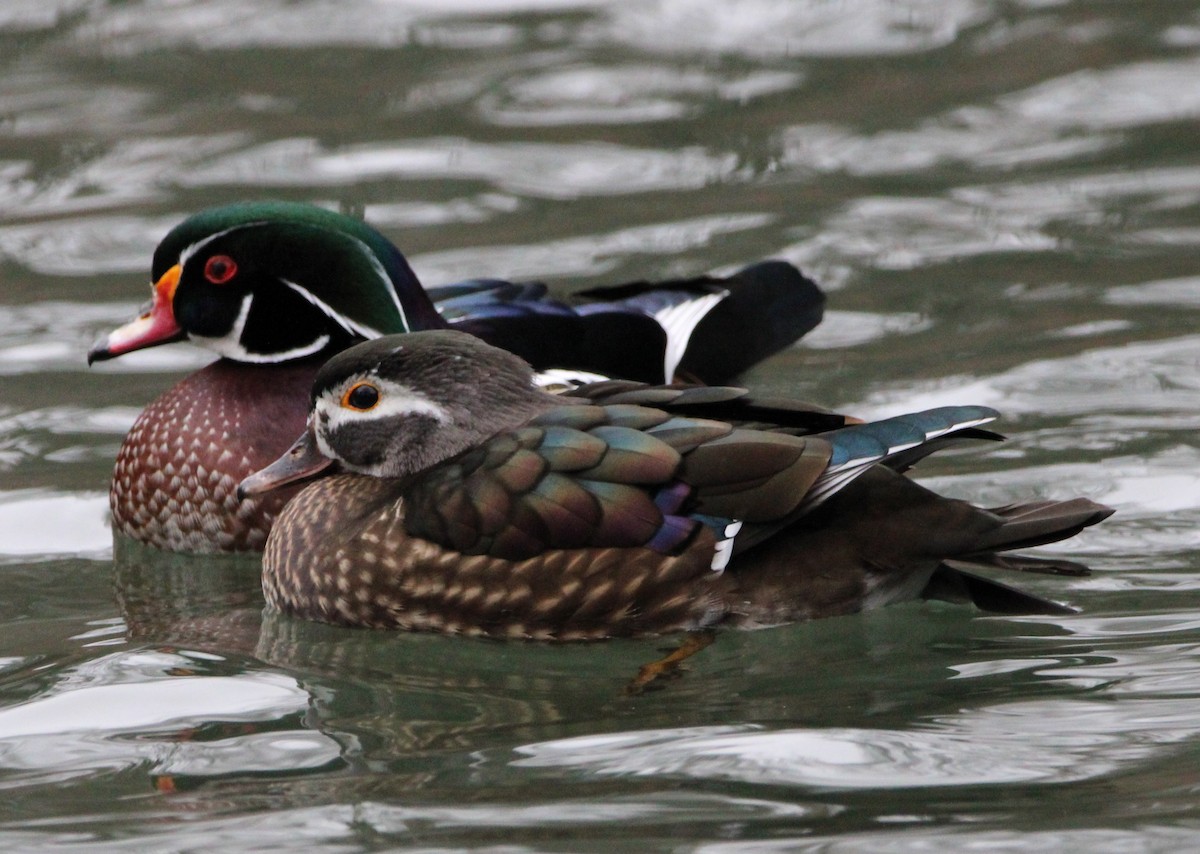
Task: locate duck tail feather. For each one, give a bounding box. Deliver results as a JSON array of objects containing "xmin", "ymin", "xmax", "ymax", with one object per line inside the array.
[
  {"xmin": 922, "ymin": 565, "xmax": 1080, "ymax": 616},
  {"xmin": 974, "ymin": 498, "xmax": 1115, "ymax": 553}
]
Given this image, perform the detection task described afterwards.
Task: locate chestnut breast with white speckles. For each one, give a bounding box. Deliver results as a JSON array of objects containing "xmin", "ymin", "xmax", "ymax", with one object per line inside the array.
[{"xmin": 110, "ymin": 359, "xmax": 320, "ymax": 552}]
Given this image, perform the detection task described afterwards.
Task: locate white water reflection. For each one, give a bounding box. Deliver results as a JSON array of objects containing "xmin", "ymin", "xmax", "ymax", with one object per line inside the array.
[
  {"xmin": 0, "ymin": 136, "xmax": 247, "ymax": 217},
  {"xmin": 599, "ymin": 0, "xmax": 987, "ymax": 57},
  {"xmin": 785, "ymin": 195, "xmax": 1059, "ymax": 272},
  {"xmin": 411, "ymin": 213, "xmax": 772, "ymax": 283},
  {"xmin": 0, "ymin": 793, "xmax": 830, "ymax": 851},
  {"xmin": 26, "ymin": 0, "xmax": 991, "ymax": 56},
  {"xmin": 178, "ymin": 138, "xmax": 745, "ymax": 200},
  {"xmin": 0, "ymin": 650, "xmax": 337, "ymax": 785},
  {"xmin": 480, "ymin": 66, "xmax": 802, "ymax": 126},
  {"xmin": 0, "ymin": 490, "xmax": 110, "ymax": 560},
  {"xmin": 698, "ymin": 826, "xmax": 1200, "ymax": 854},
  {"xmin": 800, "ymin": 310, "xmax": 933, "ymax": 350},
  {"xmin": 780, "ymin": 55, "xmax": 1200, "ymax": 178},
  {"xmin": 69, "ymin": 0, "xmax": 597, "ymax": 51},
  {"xmin": 514, "ymin": 693, "xmax": 1200, "ymax": 789},
  {"xmin": 1005, "ymin": 57, "xmax": 1200, "ymax": 131},
  {"xmin": 1106, "ymin": 276, "xmax": 1200, "ymax": 308},
  {"xmin": 850, "ymin": 335, "xmax": 1200, "ymax": 421},
  {"xmin": 0, "ymin": 215, "xmax": 178, "ymax": 275}
]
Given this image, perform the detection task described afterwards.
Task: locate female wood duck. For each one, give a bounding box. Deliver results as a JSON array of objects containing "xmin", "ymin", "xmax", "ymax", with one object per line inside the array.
[
  {"xmin": 88, "ymin": 201, "xmax": 827, "ymax": 553},
  {"xmin": 239, "ymin": 331, "xmax": 1113, "ymax": 640}
]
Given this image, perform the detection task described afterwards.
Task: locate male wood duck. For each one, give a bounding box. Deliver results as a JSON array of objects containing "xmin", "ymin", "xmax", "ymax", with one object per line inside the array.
[
  {"xmin": 239, "ymin": 331, "xmax": 1113, "ymax": 640},
  {"xmin": 88, "ymin": 201, "xmax": 827, "ymax": 553}
]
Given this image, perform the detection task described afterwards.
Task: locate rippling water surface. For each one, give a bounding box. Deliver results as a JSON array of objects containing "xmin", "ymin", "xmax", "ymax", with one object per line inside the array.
[{"xmin": 2, "ymin": 2, "xmax": 1199, "ymax": 850}]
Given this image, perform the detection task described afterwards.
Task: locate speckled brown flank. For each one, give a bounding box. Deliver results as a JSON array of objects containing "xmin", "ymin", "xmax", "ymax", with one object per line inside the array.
[{"xmin": 263, "ymin": 473, "xmax": 732, "ymax": 639}]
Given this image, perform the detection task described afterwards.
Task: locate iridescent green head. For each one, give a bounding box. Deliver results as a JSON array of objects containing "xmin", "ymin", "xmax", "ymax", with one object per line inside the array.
[{"xmin": 89, "ymin": 201, "xmax": 446, "ymax": 364}]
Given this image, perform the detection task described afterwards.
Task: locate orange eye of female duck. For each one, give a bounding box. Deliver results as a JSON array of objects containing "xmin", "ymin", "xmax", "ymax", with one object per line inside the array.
[
  {"xmin": 203, "ymin": 254, "xmax": 238, "ymax": 284},
  {"xmin": 341, "ymin": 382, "xmax": 380, "ymax": 411}
]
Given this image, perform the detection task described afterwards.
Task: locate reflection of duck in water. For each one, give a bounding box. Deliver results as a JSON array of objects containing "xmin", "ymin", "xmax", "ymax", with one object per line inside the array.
[
  {"xmin": 110, "ymin": 546, "xmax": 694, "ymax": 784},
  {"xmin": 111, "ymin": 537, "xmax": 266, "ymax": 650},
  {"xmin": 88, "ymin": 202, "xmax": 827, "ymax": 554},
  {"xmin": 242, "ymin": 330, "xmax": 1113, "ymax": 639}
]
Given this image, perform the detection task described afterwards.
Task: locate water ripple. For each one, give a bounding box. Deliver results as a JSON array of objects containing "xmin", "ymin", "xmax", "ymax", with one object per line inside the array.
[
  {"xmin": 851, "ymin": 334, "xmax": 1200, "ymax": 420},
  {"xmin": 1003, "ymin": 56, "xmax": 1200, "ymax": 131},
  {"xmin": 0, "ymin": 215, "xmax": 177, "ymax": 275},
  {"xmin": 596, "ymin": 0, "xmax": 988, "ymax": 57},
  {"xmin": 513, "ymin": 694, "xmax": 1200, "ymax": 789},
  {"xmin": 178, "ymin": 137, "xmax": 744, "ymax": 200},
  {"xmin": 50, "ymin": 0, "xmax": 992, "ymax": 56},
  {"xmin": 0, "ymin": 650, "xmax": 336, "ymax": 787},
  {"xmin": 0, "ymin": 792, "xmax": 831, "ymax": 851},
  {"xmin": 480, "ymin": 65, "xmax": 803, "ymax": 126},
  {"xmin": 779, "ymin": 52, "xmax": 1200, "ymax": 179},
  {"xmin": 0, "ymin": 137, "xmax": 247, "ymax": 219},
  {"xmin": 410, "ymin": 212, "xmax": 772, "ymax": 283},
  {"xmin": 0, "ymin": 490, "xmax": 110, "ymax": 561},
  {"xmin": 800, "ymin": 310, "xmax": 933, "ymax": 350}
]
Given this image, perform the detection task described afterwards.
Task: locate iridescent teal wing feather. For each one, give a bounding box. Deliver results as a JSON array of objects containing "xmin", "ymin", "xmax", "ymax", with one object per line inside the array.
[{"xmin": 403, "ymin": 404, "xmax": 1004, "ymax": 567}]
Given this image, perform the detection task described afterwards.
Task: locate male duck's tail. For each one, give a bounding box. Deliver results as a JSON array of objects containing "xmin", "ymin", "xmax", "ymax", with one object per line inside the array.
[
  {"xmin": 434, "ymin": 261, "xmax": 824, "ymax": 384},
  {"xmin": 579, "ymin": 260, "xmax": 825, "ymax": 383}
]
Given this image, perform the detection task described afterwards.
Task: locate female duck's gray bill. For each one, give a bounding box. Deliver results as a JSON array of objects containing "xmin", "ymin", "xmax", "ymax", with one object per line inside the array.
[{"xmin": 237, "ymin": 429, "xmax": 334, "ymax": 500}]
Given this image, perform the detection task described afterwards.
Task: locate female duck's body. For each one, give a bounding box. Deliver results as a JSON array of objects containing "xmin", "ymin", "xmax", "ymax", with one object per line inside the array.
[{"xmin": 241, "ymin": 331, "xmax": 1113, "ymax": 639}]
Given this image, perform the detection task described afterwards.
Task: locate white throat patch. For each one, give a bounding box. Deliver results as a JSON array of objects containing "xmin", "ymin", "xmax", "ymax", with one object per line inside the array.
[{"xmin": 189, "ymin": 293, "xmax": 332, "ymax": 362}]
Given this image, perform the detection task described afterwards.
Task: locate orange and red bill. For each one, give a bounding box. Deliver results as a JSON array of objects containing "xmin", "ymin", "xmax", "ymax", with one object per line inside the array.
[{"xmin": 87, "ymin": 264, "xmax": 185, "ymax": 364}]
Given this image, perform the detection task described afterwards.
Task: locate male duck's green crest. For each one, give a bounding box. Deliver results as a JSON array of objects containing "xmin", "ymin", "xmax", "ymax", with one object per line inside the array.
[{"xmin": 88, "ymin": 202, "xmax": 441, "ymax": 365}]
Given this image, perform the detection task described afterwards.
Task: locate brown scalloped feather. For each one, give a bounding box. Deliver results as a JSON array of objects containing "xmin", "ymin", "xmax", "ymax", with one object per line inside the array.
[
  {"xmin": 575, "ymin": 425, "xmax": 681, "ymax": 483},
  {"xmin": 646, "ymin": 417, "xmax": 732, "ymax": 452},
  {"xmin": 531, "ymin": 425, "xmax": 608, "ymax": 470},
  {"xmin": 680, "ymin": 431, "xmax": 831, "ymax": 522}
]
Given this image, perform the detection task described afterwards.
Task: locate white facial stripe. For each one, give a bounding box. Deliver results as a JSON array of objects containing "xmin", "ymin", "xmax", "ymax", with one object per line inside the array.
[
  {"xmin": 180, "ymin": 220, "xmax": 337, "ymax": 361},
  {"xmin": 314, "ymin": 376, "xmax": 449, "ymax": 429},
  {"xmin": 311, "ymin": 378, "xmax": 447, "ymax": 474},
  {"xmin": 178, "ymin": 222, "xmax": 260, "ymax": 269},
  {"xmin": 175, "ymin": 218, "xmax": 409, "ymax": 358},
  {"xmin": 346, "ymin": 233, "xmax": 410, "ymax": 330},
  {"xmin": 188, "ymin": 292, "xmax": 250, "ymax": 358},
  {"xmin": 282, "ymin": 278, "xmax": 385, "ymax": 339},
  {"xmin": 189, "ymin": 292, "xmax": 331, "ymax": 362}
]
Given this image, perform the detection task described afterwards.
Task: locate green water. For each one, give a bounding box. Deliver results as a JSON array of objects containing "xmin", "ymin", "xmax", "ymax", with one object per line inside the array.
[{"xmin": 2, "ymin": 2, "xmax": 1199, "ymax": 850}]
